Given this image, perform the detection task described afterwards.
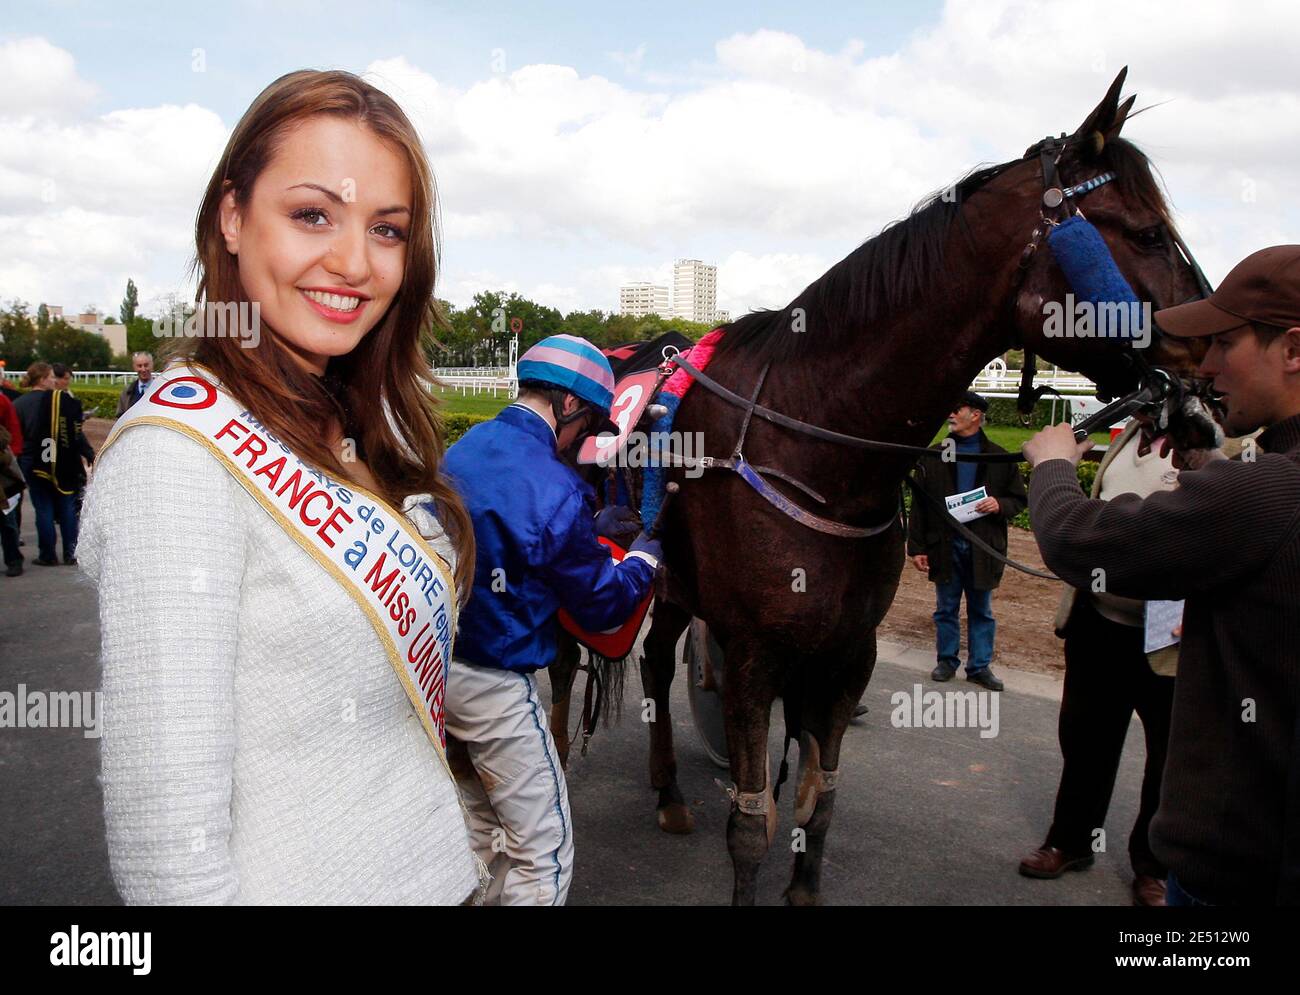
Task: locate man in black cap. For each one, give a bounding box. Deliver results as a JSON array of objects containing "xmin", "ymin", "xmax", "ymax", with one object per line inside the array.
[
  {"xmin": 1024, "ymin": 244, "xmax": 1300, "ymax": 906},
  {"xmin": 907, "ymin": 389, "xmax": 1027, "ymax": 692}
]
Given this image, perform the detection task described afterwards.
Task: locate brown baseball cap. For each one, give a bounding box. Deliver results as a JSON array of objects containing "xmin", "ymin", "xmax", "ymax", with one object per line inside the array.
[{"xmin": 1155, "ymin": 244, "xmax": 1300, "ymax": 337}]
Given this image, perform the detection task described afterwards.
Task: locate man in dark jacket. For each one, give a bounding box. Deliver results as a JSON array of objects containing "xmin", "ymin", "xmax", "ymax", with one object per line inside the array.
[
  {"xmin": 1025, "ymin": 244, "xmax": 1300, "ymax": 906},
  {"xmin": 907, "ymin": 390, "xmax": 1027, "ymax": 691},
  {"xmin": 115, "ymin": 352, "xmax": 155, "ymax": 416}
]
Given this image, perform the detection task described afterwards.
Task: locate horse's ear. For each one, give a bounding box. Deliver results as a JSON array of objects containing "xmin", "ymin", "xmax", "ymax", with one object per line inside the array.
[
  {"xmin": 1074, "ymin": 66, "xmax": 1129, "ymax": 156},
  {"xmin": 1103, "ymin": 95, "xmax": 1137, "ymax": 144}
]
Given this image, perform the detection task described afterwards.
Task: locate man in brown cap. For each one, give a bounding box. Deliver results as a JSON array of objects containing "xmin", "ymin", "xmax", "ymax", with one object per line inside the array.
[{"xmin": 1022, "ymin": 244, "xmax": 1300, "ymax": 906}]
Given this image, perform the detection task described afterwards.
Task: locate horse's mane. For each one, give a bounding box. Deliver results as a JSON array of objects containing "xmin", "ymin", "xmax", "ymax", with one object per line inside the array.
[{"xmin": 713, "ymin": 136, "xmax": 1174, "ymax": 364}]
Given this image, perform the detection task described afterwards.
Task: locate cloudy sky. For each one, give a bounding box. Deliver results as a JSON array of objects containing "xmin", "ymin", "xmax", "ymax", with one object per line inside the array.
[{"xmin": 2, "ymin": 0, "xmax": 1297, "ymax": 322}]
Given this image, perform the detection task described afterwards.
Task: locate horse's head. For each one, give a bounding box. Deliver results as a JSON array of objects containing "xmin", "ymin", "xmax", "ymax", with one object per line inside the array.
[{"xmin": 999, "ymin": 68, "xmax": 1208, "ymax": 400}]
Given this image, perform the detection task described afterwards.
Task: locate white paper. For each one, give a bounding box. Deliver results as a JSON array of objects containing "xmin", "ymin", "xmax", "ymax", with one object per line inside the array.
[
  {"xmin": 4, "ymin": 492, "xmax": 18, "ymax": 515},
  {"xmin": 1144, "ymin": 599, "xmax": 1184, "ymax": 654},
  {"xmin": 945, "ymin": 485, "xmax": 990, "ymax": 524}
]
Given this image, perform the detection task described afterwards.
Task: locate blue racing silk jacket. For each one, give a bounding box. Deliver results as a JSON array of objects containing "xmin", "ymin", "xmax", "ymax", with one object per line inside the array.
[{"xmin": 440, "ymin": 403, "xmax": 657, "ymax": 673}]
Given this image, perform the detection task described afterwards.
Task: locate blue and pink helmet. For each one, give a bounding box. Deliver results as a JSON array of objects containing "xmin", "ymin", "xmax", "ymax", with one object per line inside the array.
[{"xmin": 517, "ymin": 334, "xmax": 618, "ymax": 434}]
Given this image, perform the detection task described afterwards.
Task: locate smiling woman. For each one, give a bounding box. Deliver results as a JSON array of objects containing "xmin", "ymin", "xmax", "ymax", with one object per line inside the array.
[{"xmin": 74, "ymin": 70, "xmax": 484, "ymax": 905}]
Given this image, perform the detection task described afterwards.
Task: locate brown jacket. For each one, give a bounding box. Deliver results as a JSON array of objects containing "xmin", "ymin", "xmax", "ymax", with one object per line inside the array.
[{"xmin": 1030, "ymin": 413, "xmax": 1300, "ymax": 904}]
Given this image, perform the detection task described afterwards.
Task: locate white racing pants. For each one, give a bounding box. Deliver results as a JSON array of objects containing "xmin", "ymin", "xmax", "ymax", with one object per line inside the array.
[{"xmin": 445, "ymin": 658, "xmax": 574, "ymax": 905}]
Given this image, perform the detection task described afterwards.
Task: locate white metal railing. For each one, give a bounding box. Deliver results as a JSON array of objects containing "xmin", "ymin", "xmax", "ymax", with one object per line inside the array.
[
  {"xmin": 0, "ymin": 371, "xmax": 134, "ymax": 389},
  {"xmin": 434, "ymin": 367, "xmax": 510, "ymax": 378},
  {"xmin": 431, "ymin": 368, "xmax": 517, "ymax": 399},
  {"xmin": 972, "ymin": 362, "xmax": 1096, "ymax": 394}
]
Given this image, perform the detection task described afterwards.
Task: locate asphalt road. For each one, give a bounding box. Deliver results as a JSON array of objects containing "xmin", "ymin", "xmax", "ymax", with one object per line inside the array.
[{"xmin": 1, "ymin": 491, "xmax": 1148, "ymax": 906}]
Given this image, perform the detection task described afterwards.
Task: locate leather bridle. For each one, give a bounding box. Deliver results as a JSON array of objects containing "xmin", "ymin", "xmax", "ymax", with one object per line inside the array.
[{"xmin": 1007, "ymin": 133, "xmax": 1213, "ymax": 415}]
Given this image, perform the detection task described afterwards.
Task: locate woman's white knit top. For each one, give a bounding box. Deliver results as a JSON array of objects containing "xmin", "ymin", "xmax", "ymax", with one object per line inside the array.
[{"xmin": 77, "ymin": 423, "xmax": 480, "ymax": 905}]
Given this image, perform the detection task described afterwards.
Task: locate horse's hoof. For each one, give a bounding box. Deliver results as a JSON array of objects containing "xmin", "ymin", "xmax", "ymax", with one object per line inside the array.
[
  {"xmin": 656, "ymin": 803, "xmax": 695, "ymax": 835},
  {"xmin": 782, "ymin": 886, "xmax": 821, "ymax": 907}
]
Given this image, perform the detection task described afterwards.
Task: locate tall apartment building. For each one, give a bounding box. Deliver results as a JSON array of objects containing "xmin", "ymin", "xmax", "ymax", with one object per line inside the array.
[
  {"xmin": 618, "ymin": 282, "xmax": 670, "ymax": 318},
  {"xmin": 672, "ymin": 259, "xmax": 719, "ymax": 325}
]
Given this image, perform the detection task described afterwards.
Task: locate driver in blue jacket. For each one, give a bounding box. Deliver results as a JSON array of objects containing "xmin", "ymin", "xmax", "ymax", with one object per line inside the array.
[{"xmin": 440, "ymin": 334, "xmax": 661, "ymax": 905}]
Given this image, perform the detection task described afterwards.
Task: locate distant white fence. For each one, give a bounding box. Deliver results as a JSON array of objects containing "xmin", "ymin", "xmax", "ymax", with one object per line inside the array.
[
  {"xmin": 431, "ymin": 367, "xmax": 517, "ymax": 398},
  {"xmin": 61, "ymin": 371, "xmax": 134, "ymax": 387},
  {"xmin": 971, "ymin": 359, "xmax": 1097, "ymax": 395},
  {"xmin": 7, "ymin": 368, "xmax": 522, "ymax": 398}
]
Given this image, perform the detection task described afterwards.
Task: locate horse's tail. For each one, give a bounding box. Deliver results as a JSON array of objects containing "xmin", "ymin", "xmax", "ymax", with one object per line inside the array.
[{"xmin": 586, "ymin": 648, "xmax": 631, "ymax": 727}]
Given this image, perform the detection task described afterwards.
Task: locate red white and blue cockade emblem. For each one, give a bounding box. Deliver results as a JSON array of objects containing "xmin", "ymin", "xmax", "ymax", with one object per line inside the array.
[{"xmin": 150, "ymin": 375, "xmax": 218, "ymax": 410}]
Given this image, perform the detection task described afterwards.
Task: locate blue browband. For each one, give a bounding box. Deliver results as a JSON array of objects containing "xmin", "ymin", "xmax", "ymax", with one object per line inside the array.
[{"xmin": 1061, "ymin": 170, "xmax": 1116, "ymax": 200}]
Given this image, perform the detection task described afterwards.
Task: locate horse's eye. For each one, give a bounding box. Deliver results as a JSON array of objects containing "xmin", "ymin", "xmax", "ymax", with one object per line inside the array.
[{"xmin": 1131, "ymin": 227, "xmax": 1166, "ymax": 250}]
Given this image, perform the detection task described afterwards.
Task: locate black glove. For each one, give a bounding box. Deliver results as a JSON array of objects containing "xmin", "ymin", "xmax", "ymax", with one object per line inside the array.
[
  {"xmin": 593, "ymin": 505, "xmax": 641, "ymax": 538},
  {"xmin": 628, "ymin": 531, "xmax": 663, "ymax": 564}
]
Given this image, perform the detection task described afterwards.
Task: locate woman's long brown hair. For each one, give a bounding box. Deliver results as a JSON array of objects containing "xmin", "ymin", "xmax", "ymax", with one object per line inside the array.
[{"xmin": 183, "ymin": 69, "xmax": 474, "ymax": 599}]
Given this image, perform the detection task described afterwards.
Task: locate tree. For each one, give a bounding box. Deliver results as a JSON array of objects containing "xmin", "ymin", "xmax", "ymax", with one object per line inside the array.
[
  {"xmin": 37, "ymin": 319, "xmax": 112, "ymax": 369},
  {"xmin": 37, "ymin": 303, "xmax": 50, "ymax": 331},
  {"xmin": 120, "ymin": 278, "xmax": 138, "ymax": 325},
  {"xmin": 0, "ymin": 300, "xmax": 38, "ymax": 370},
  {"xmin": 431, "ymin": 291, "xmax": 715, "ymax": 368},
  {"xmin": 126, "ymin": 315, "xmax": 158, "ymax": 358},
  {"xmin": 559, "ymin": 309, "xmax": 606, "ymax": 343}
]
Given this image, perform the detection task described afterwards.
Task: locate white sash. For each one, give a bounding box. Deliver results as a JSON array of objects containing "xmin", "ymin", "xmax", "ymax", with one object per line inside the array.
[{"xmin": 100, "ymin": 365, "xmax": 458, "ymax": 770}]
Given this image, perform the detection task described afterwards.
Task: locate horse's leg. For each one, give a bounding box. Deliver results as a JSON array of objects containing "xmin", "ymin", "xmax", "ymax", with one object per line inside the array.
[
  {"xmin": 639, "ymin": 598, "xmax": 694, "ymax": 834},
  {"xmin": 724, "ymin": 635, "xmax": 781, "ymax": 906},
  {"xmin": 548, "ymin": 633, "xmax": 582, "ymax": 770},
  {"xmin": 783, "ymin": 637, "xmax": 879, "ymax": 906}
]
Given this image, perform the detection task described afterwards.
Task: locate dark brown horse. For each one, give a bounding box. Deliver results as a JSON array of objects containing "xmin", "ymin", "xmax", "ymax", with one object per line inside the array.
[{"xmin": 562, "ymin": 70, "xmax": 1210, "ymax": 904}]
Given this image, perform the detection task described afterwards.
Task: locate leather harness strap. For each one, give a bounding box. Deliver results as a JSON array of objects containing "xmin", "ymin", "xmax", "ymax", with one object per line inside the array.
[{"xmin": 669, "ymin": 352, "xmax": 1027, "ymax": 464}]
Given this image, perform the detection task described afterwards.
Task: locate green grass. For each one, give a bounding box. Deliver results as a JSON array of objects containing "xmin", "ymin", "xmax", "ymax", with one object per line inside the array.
[
  {"xmin": 979, "ymin": 425, "xmax": 1113, "ymax": 453},
  {"xmin": 432, "ymin": 387, "xmax": 511, "ymax": 418}
]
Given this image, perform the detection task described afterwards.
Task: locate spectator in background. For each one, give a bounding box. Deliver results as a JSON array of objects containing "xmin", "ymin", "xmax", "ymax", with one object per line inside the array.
[
  {"xmin": 0, "ymin": 390, "xmax": 24, "ymax": 576},
  {"xmin": 1019, "ymin": 416, "xmax": 1181, "ymax": 906},
  {"xmin": 115, "ymin": 353, "xmax": 155, "ymax": 417},
  {"xmin": 906, "ymin": 390, "xmax": 1027, "ymax": 692},
  {"xmin": 51, "ymin": 363, "xmax": 96, "ymax": 516},
  {"xmin": 14, "ymin": 361, "xmax": 86, "ymax": 565}
]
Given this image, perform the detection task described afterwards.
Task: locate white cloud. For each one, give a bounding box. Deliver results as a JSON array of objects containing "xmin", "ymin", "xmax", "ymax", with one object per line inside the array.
[
  {"xmin": 0, "ymin": 37, "xmax": 98, "ymax": 120},
  {"xmin": 0, "ymin": 39, "xmax": 228, "ymax": 317},
  {"xmin": 717, "ymin": 250, "xmax": 829, "ymax": 315}
]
